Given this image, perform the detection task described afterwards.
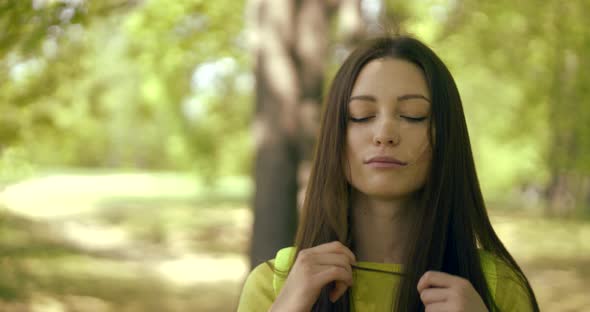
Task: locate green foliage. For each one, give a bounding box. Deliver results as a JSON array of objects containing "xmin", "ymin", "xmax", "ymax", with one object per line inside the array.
[
  {"xmin": 0, "ymin": 147, "xmax": 35, "ymax": 184},
  {"xmin": 397, "ymin": 0, "xmax": 590, "ymax": 199},
  {"xmin": 2, "ymin": 0, "xmax": 588, "ymax": 199},
  {"xmin": 0, "ymin": 0, "xmax": 252, "ymax": 181}
]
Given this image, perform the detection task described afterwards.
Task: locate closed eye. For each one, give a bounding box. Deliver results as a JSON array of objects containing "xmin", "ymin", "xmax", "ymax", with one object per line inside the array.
[
  {"xmin": 349, "ymin": 116, "xmax": 374, "ymax": 122},
  {"xmin": 402, "ymin": 116, "xmax": 427, "ymax": 123}
]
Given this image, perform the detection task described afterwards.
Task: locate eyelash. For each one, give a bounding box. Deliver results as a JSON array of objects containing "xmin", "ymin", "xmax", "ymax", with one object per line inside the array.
[
  {"xmin": 403, "ymin": 116, "xmax": 427, "ymax": 123},
  {"xmin": 348, "ymin": 116, "xmax": 427, "ymax": 123},
  {"xmin": 349, "ymin": 117, "xmax": 373, "ymax": 122}
]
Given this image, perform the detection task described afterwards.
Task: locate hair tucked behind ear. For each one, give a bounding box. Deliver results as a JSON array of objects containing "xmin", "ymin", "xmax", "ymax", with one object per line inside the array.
[{"xmin": 292, "ymin": 35, "xmax": 539, "ymax": 312}]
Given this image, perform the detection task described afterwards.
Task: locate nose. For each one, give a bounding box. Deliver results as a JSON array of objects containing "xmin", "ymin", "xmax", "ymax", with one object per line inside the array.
[{"xmin": 373, "ymin": 119, "xmax": 400, "ymax": 146}]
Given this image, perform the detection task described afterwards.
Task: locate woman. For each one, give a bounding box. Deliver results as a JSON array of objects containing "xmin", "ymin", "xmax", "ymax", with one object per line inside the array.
[{"xmin": 238, "ymin": 36, "xmax": 539, "ymax": 311}]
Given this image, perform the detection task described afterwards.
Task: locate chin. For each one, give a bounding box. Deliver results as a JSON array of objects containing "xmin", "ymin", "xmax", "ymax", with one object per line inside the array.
[
  {"xmin": 371, "ymin": 191, "xmax": 413, "ymax": 200},
  {"xmin": 357, "ymin": 186, "xmax": 415, "ymax": 200}
]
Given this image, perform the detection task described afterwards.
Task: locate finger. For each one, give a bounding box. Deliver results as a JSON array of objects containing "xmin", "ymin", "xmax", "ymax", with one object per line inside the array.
[
  {"xmin": 417, "ymin": 271, "xmax": 461, "ymax": 293},
  {"xmin": 315, "ymin": 265, "xmax": 353, "ymax": 288},
  {"xmin": 314, "ymin": 253, "xmax": 353, "ymax": 274},
  {"xmin": 419, "ymin": 288, "xmax": 448, "ymax": 305},
  {"xmin": 312, "ymin": 241, "xmax": 357, "ymax": 264},
  {"xmin": 424, "ymin": 302, "xmax": 448, "ymax": 312},
  {"xmin": 329, "ymin": 281, "xmax": 348, "ymax": 302},
  {"xmin": 309, "ymin": 262, "xmax": 352, "ymax": 280},
  {"xmin": 316, "ymin": 241, "xmax": 357, "ymax": 264}
]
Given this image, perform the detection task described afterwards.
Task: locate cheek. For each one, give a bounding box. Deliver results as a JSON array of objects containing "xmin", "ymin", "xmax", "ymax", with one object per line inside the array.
[
  {"xmin": 345, "ymin": 130, "xmax": 363, "ymax": 160},
  {"xmin": 343, "ymin": 153, "xmax": 351, "ymax": 181},
  {"xmin": 418, "ymin": 148, "xmax": 432, "ymax": 172},
  {"xmin": 343, "ymin": 138, "xmax": 354, "ymax": 181},
  {"xmin": 344, "ymin": 132, "xmax": 366, "ymax": 183},
  {"xmin": 404, "ymin": 129, "xmax": 431, "ymax": 162}
]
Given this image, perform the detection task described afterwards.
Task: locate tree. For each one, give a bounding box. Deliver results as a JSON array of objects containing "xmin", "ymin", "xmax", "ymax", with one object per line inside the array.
[
  {"xmin": 436, "ymin": 0, "xmax": 590, "ymax": 216},
  {"xmin": 0, "ymin": 0, "xmax": 251, "ymax": 176},
  {"xmin": 247, "ymin": 0, "xmax": 365, "ymax": 267}
]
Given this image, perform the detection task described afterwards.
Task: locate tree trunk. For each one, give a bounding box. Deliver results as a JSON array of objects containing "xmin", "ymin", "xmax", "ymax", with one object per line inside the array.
[
  {"xmin": 247, "ymin": 0, "xmax": 364, "ymax": 268},
  {"xmin": 543, "ymin": 2, "xmax": 588, "ymax": 217}
]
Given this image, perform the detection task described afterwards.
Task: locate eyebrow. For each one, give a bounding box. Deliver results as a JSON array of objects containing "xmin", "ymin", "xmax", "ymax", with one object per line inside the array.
[{"xmin": 349, "ymin": 94, "xmax": 431, "ymax": 103}]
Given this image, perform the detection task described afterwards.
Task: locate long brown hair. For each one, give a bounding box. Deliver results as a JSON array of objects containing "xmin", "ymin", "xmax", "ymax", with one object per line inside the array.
[{"xmin": 293, "ymin": 36, "xmax": 539, "ymax": 311}]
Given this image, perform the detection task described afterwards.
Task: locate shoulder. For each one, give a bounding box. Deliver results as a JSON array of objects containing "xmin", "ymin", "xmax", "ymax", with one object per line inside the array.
[
  {"xmin": 237, "ymin": 247, "xmax": 297, "ymax": 312},
  {"xmin": 478, "ymin": 250, "xmax": 536, "ymax": 311},
  {"xmin": 237, "ymin": 260, "xmax": 276, "ymax": 312}
]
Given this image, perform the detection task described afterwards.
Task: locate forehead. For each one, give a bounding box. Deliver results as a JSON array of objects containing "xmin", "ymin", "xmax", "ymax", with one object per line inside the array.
[{"xmin": 351, "ymin": 58, "xmax": 430, "ymax": 98}]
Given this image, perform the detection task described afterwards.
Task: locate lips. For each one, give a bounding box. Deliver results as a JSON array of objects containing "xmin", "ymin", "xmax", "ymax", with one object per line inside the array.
[{"xmin": 365, "ymin": 156, "xmax": 408, "ymax": 166}]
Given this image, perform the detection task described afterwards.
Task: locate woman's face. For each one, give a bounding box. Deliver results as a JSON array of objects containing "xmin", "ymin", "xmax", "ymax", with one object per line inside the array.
[{"xmin": 345, "ymin": 58, "xmax": 432, "ymax": 199}]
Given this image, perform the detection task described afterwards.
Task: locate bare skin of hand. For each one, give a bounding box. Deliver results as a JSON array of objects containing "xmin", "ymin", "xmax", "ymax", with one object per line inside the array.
[
  {"xmin": 417, "ymin": 271, "xmax": 489, "ymax": 312},
  {"xmin": 269, "ymin": 241, "xmax": 356, "ymax": 312}
]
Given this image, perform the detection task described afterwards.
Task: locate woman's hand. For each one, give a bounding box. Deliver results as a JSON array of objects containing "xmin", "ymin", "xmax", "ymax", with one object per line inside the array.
[
  {"xmin": 417, "ymin": 271, "xmax": 489, "ymax": 312},
  {"xmin": 270, "ymin": 241, "xmax": 356, "ymax": 312}
]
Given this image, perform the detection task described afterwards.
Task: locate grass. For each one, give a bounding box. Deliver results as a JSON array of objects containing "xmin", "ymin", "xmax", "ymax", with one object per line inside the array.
[
  {"xmin": 0, "ymin": 171, "xmax": 250, "ymax": 311},
  {"xmin": 490, "ymin": 212, "xmax": 590, "ymax": 311},
  {"xmin": 0, "ymin": 206, "xmax": 247, "ymax": 311},
  {"xmin": 0, "ymin": 171, "xmax": 589, "ymax": 311}
]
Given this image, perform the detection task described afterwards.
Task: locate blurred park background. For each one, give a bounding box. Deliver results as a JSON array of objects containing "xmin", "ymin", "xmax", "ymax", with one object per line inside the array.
[{"xmin": 1, "ymin": 0, "xmax": 589, "ymax": 311}]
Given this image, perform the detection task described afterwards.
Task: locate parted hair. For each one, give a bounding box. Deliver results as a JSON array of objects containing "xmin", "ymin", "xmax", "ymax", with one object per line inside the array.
[{"xmin": 292, "ymin": 35, "xmax": 540, "ymax": 312}]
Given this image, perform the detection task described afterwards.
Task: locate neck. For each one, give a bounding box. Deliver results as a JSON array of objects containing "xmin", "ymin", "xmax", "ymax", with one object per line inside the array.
[{"xmin": 351, "ymin": 190, "xmax": 415, "ymax": 264}]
